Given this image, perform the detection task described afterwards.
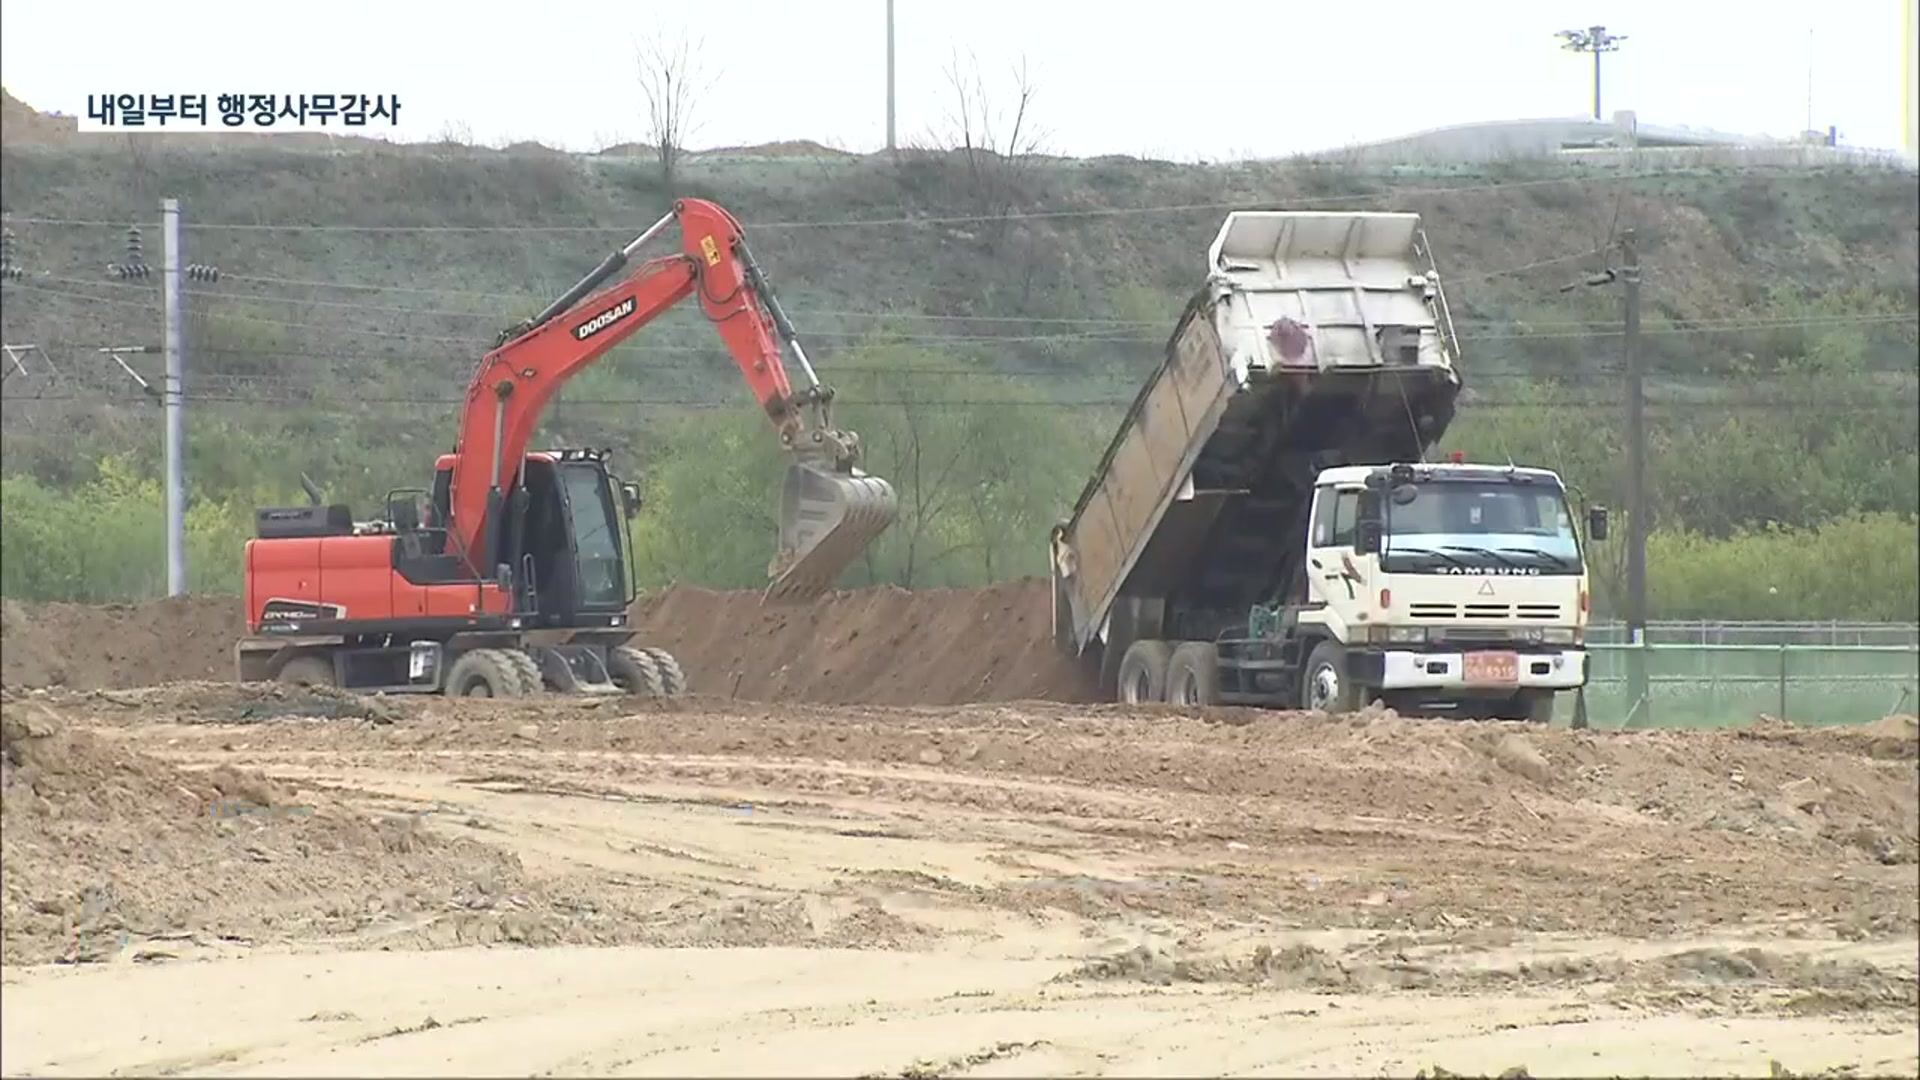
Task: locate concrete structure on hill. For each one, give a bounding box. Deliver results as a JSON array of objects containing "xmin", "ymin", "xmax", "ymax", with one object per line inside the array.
[{"xmin": 1318, "ymin": 110, "xmax": 1914, "ymax": 169}]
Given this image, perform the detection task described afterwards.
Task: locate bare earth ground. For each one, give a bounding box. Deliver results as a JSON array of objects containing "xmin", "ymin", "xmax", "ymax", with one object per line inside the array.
[{"xmin": 2, "ymin": 681, "xmax": 1915, "ymax": 1078}]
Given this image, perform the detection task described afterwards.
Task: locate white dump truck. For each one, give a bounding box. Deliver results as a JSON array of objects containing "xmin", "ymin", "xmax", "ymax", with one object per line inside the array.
[{"xmin": 1048, "ymin": 210, "xmax": 1607, "ymax": 720}]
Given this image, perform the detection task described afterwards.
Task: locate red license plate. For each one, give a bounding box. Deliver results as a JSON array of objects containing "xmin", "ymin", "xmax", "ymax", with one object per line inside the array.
[{"xmin": 1463, "ymin": 651, "xmax": 1520, "ymax": 685}]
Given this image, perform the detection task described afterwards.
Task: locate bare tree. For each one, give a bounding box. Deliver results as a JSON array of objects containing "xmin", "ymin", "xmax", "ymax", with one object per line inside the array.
[
  {"xmin": 917, "ymin": 49, "xmax": 1047, "ymax": 230},
  {"xmin": 634, "ymin": 31, "xmax": 714, "ymax": 192}
]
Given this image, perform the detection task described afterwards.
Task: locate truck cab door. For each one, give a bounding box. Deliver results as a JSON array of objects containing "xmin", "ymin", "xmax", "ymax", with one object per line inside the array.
[{"xmin": 1303, "ymin": 484, "xmax": 1369, "ymax": 640}]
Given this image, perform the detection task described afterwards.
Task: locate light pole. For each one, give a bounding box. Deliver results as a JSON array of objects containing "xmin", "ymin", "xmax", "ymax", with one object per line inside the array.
[
  {"xmin": 1556, "ymin": 25, "xmax": 1626, "ymax": 121},
  {"xmin": 885, "ymin": 0, "xmax": 897, "ymax": 152}
]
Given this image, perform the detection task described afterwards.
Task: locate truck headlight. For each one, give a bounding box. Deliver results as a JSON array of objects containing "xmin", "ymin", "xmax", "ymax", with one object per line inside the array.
[
  {"xmin": 1539, "ymin": 628, "xmax": 1576, "ymax": 645},
  {"xmin": 1386, "ymin": 626, "xmax": 1427, "ymax": 644}
]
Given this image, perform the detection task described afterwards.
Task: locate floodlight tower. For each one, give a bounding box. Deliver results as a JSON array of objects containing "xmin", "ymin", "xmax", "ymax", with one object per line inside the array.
[{"xmin": 1557, "ymin": 25, "xmax": 1627, "ymax": 121}]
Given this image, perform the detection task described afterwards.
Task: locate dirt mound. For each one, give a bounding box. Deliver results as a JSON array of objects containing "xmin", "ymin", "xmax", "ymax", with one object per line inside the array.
[
  {"xmin": 0, "ymin": 688, "xmax": 944, "ymax": 964},
  {"xmin": 0, "ymin": 89, "xmax": 79, "ymax": 145},
  {"xmin": 633, "ymin": 580, "xmax": 1099, "ymax": 705},
  {"xmin": 0, "ymin": 692, "xmax": 553, "ymax": 964},
  {"xmin": 0, "ymin": 596, "xmax": 243, "ymax": 689}
]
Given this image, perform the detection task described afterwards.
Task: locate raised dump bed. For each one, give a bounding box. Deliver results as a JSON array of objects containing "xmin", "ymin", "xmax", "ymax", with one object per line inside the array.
[{"xmin": 1049, "ymin": 210, "xmax": 1466, "ymax": 692}]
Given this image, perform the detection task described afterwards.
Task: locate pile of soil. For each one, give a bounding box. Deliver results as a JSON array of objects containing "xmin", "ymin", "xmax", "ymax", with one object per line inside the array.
[
  {"xmin": 633, "ymin": 579, "xmax": 1100, "ymax": 705},
  {"xmin": 0, "ymin": 692, "xmax": 560, "ymax": 964},
  {"xmin": 0, "ymin": 688, "xmax": 942, "ymax": 963},
  {"xmin": 0, "ymin": 596, "xmax": 244, "ymax": 690},
  {"xmin": 0, "ymin": 582, "xmax": 1098, "ymax": 705}
]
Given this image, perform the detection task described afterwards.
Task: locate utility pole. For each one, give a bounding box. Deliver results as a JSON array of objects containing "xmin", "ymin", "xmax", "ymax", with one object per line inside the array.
[
  {"xmin": 1621, "ymin": 228, "xmax": 1649, "ymax": 727},
  {"xmin": 1556, "ymin": 25, "xmax": 1626, "ymax": 121},
  {"xmin": 885, "ymin": 0, "xmax": 897, "ymax": 152},
  {"xmin": 161, "ymin": 198, "xmax": 187, "ymax": 597}
]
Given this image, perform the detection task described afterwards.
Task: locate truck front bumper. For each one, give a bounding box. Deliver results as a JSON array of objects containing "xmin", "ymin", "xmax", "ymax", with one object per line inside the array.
[{"xmin": 1368, "ymin": 648, "xmax": 1587, "ymax": 692}]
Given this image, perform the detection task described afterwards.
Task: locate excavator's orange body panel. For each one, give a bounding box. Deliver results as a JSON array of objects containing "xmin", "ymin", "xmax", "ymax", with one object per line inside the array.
[{"xmin": 244, "ymin": 533, "xmax": 508, "ymax": 634}]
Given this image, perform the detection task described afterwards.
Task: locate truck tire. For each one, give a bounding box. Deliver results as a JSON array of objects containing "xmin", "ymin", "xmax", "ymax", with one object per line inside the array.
[
  {"xmin": 445, "ymin": 648, "xmax": 525, "ymax": 698},
  {"xmin": 606, "ymin": 645, "xmax": 667, "ymax": 697},
  {"xmin": 276, "ymin": 654, "xmax": 337, "ymax": 688},
  {"xmin": 640, "ymin": 647, "xmax": 687, "ymax": 696},
  {"xmin": 1302, "ymin": 639, "xmax": 1367, "ymax": 714},
  {"xmin": 1166, "ymin": 642, "xmax": 1221, "ymax": 707},
  {"xmin": 1116, "ymin": 639, "xmax": 1173, "ymax": 704}
]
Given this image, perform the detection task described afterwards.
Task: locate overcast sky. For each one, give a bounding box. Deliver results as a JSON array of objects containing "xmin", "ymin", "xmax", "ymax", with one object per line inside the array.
[{"xmin": 1, "ymin": 0, "xmax": 1910, "ymax": 158}]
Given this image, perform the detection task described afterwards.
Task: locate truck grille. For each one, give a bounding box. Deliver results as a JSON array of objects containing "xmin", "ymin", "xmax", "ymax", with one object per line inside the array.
[{"xmin": 1408, "ymin": 603, "xmax": 1563, "ymax": 620}]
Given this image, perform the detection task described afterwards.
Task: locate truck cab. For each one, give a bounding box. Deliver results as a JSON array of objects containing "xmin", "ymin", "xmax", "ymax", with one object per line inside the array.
[{"xmin": 1281, "ymin": 459, "xmax": 1603, "ymax": 720}]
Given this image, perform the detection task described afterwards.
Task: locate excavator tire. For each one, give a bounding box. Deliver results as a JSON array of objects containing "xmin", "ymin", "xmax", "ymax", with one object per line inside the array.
[
  {"xmin": 640, "ymin": 647, "xmax": 687, "ymax": 696},
  {"xmin": 606, "ymin": 646, "xmax": 667, "ymax": 697},
  {"xmin": 276, "ymin": 654, "xmax": 337, "ymax": 688},
  {"xmin": 505, "ymin": 649, "xmax": 546, "ymax": 694},
  {"xmin": 446, "ymin": 648, "xmax": 527, "ymax": 698}
]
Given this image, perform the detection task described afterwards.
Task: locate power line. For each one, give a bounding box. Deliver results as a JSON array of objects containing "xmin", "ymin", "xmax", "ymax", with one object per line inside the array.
[
  {"xmin": 7, "ymin": 389, "xmax": 1913, "ymax": 412},
  {"xmin": 33, "ymin": 247, "xmax": 1624, "ymax": 313},
  {"xmin": 1, "ymin": 165, "xmax": 1889, "ymax": 233},
  {"xmin": 9, "ymin": 282, "xmax": 1914, "ymax": 347}
]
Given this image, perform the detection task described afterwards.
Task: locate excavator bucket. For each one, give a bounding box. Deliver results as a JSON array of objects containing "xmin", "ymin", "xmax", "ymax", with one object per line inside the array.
[{"xmin": 767, "ymin": 462, "xmax": 898, "ymax": 602}]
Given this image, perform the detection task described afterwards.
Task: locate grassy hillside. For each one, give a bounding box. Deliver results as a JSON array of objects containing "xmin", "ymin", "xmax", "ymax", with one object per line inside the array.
[{"xmin": 1, "ymin": 113, "xmax": 1915, "ymax": 617}]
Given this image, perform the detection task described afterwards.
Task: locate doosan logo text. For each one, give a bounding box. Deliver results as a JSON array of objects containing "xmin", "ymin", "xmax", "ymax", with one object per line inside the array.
[{"xmin": 574, "ymin": 297, "xmax": 636, "ymax": 340}]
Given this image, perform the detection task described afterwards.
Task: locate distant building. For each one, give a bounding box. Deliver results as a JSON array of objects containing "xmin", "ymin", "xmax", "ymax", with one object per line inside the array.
[{"xmin": 1313, "ymin": 110, "xmax": 1910, "ymax": 169}]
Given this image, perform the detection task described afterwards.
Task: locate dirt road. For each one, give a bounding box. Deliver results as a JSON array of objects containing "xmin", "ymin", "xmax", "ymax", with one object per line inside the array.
[{"xmin": 3, "ymin": 683, "xmax": 1915, "ymax": 1077}]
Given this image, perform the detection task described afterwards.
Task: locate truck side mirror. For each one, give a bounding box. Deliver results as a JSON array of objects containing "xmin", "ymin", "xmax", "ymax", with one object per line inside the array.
[
  {"xmin": 1587, "ymin": 506, "xmax": 1609, "ymax": 541},
  {"xmin": 1354, "ymin": 489, "xmax": 1383, "ymax": 554},
  {"xmin": 620, "ymin": 482, "xmax": 643, "ymax": 519}
]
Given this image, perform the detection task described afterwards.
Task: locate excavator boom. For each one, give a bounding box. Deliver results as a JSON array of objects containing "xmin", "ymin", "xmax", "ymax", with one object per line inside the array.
[{"xmin": 448, "ymin": 198, "xmax": 895, "ymax": 601}]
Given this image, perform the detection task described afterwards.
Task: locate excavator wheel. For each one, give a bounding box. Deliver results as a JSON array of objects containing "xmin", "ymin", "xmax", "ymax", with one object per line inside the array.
[
  {"xmin": 767, "ymin": 464, "xmax": 898, "ymax": 603},
  {"xmin": 505, "ymin": 649, "xmax": 546, "ymax": 694},
  {"xmin": 276, "ymin": 654, "xmax": 337, "ymax": 689},
  {"xmin": 606, "ymin": 646, "xmax": 667, "ymax": 697},
  {"xmin": 446, "ymin": 648, "xmax": 527, "ymax": 698},
  {"xmin": 639, "ymin": 647, "xmax": 687, "ymax": 696}
]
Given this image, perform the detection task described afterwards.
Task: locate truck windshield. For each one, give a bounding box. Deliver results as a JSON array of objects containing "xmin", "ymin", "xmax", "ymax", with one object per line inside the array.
[
  {"xmin": 1383, "ymin": 480, "xmax": 1581, "ymax": 574},
  {"xmin": 560, "ymin": 464, "xmax": 626, "ymax": 608}
]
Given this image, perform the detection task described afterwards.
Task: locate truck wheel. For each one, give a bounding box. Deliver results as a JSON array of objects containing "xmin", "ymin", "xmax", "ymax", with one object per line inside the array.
[
  {"xmin": 606, "ymin": 646, "xmax": 667, "ymax": 697},
  {"xmin": 640, "ymin": 647, "xmax": 687, "ymax": 696},
  {"xmin": 276, "ymin": 655, "xmax": 337, "ymax": 688},
  {"xmin": 1303, "ymin": 640, "xmax": 1366, "ymax": 714},
  {"xmin": 445, "ymin": 648, "xmax": 525, "ymax": 698},
  {"xmin": 1115, "ymin": 639, "xmax": 1173, "ymax": 704},
  {"xmin": 1166, "ymin": 642, "xmax": 1220, "ymax": 706}
]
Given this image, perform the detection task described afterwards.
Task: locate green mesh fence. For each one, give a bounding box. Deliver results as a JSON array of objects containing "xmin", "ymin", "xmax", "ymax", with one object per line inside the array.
[{"xmin": 1580, "ymin": 644, "xmax": 1920, "ymax": 729}]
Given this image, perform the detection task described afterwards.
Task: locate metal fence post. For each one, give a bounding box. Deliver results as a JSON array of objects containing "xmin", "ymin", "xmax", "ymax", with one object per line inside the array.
[{"xmin": 1777, "ymin": 643, "xmax": 1789, "ymax": 721}]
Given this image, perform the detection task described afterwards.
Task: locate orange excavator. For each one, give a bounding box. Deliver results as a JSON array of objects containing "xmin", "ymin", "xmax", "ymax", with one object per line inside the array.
[{"xmin": 234, "ymin": 198, "xmax": 898, "ymax": 698}]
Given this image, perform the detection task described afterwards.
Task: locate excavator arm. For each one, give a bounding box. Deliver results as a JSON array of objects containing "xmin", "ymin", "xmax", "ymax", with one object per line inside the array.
[{"xmin": 446, "ymin": 197, "xmax": 896, "ymax": 601}]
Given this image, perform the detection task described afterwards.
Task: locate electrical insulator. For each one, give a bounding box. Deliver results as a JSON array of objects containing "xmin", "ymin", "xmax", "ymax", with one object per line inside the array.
[
  {"xmin": 186, "ymin": 264, "xmax": 221, "ymax": 283},
  {"xmin": 125, "ymin": 225, "xmax": 143, "ymax": 263},
  {"xmin": 110, "ymin": 262, "xmax": 152, "ymax": 280}
]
